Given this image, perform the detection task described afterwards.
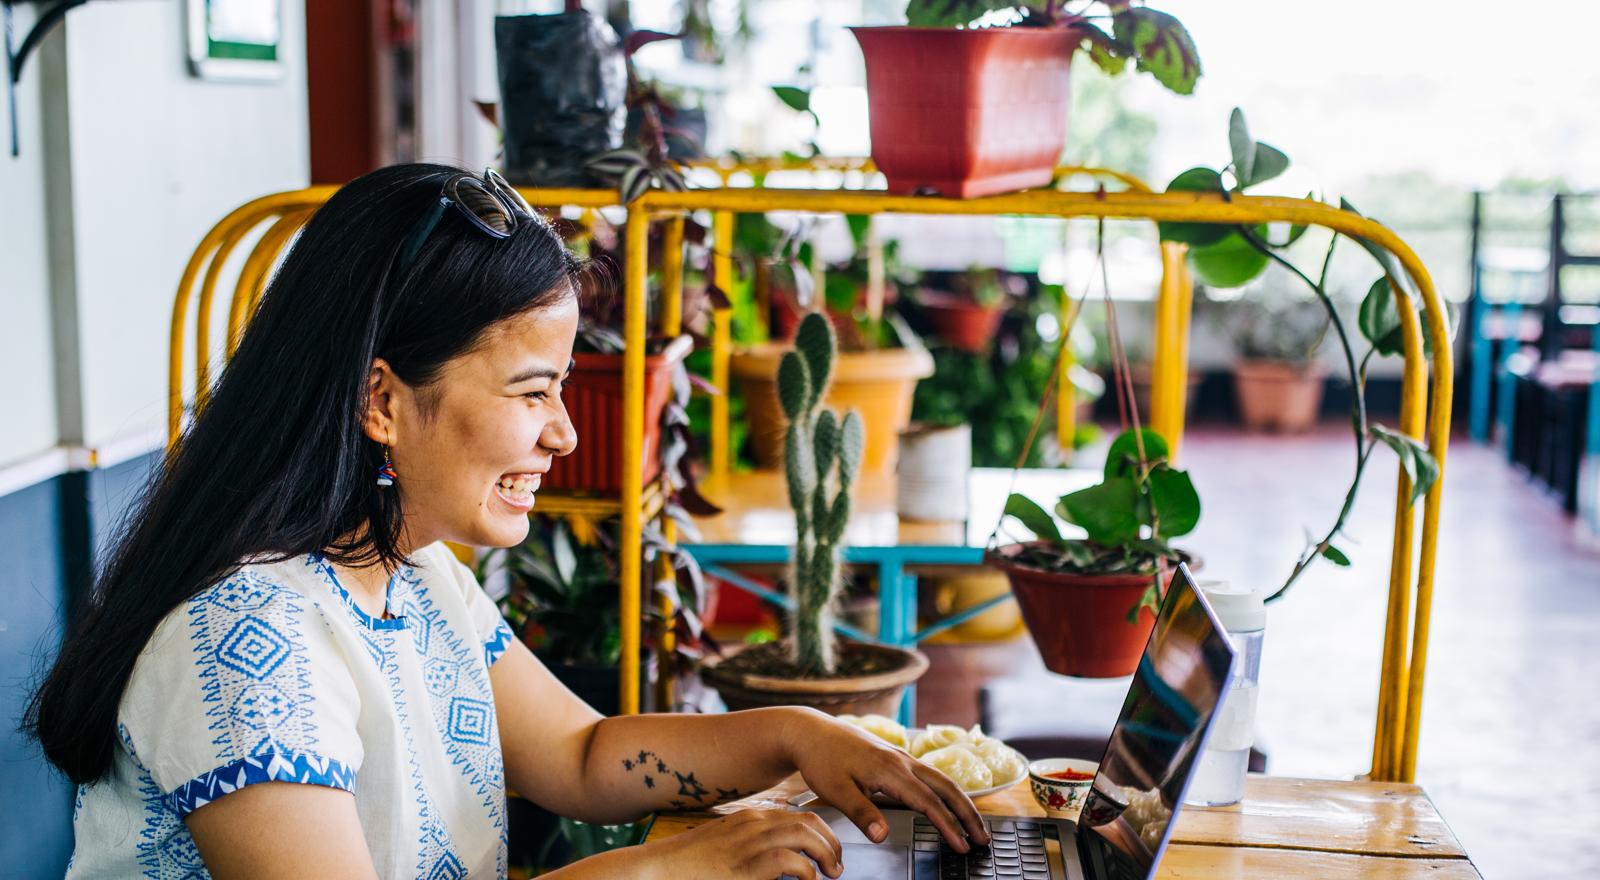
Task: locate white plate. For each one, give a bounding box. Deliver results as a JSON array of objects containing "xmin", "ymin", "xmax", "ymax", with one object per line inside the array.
[{"xmin": 905, "ymin": 727, "xmax": 1028, "ymax": 799}]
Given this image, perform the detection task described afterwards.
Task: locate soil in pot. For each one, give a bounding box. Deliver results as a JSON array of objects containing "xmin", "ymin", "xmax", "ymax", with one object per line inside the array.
[
  {"xmin": 701, "ymin": 641, "xmax": 929, "ymax": 717},
  {"xmin": 989, "ymin": 543, "xmax": 1165, "ymax": 678},
  {"xmin": 1232, "ymin": 359, "xmax": 1327, "ymax": 433}
]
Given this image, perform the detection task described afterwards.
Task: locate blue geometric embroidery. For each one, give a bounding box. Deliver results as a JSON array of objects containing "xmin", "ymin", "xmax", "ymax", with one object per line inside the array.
[
  {"xmin": 187, "ymin": 571, "xmax": 319, "ymax": 763},
  {"xmin": 428, "ymin": 852, "xmax": 468, "ymax": 880},
  {"xmin": 402, "ymin": 568, "xmax": 508, "ymax": 877},
  {"xmin": 230, "ymin": 684, "xmax": 295, "ymax": 730},
  {"xmin": 309, "ymin": 554, "xmax": 410, "ymax": 631},
  {"xmin": 208, "ymin": 570, "xmax": 279, "ymax": 613},
  {"xmin": 424, "ymin": 657, "xmax": 461, "ymax": 696},
  {"xmin": 447, "ymin": 697, "xmax": 493, "ymax": 746},
  {"xmin": 169, "ymin": 751, "xmax": 358, "ymax": 817},
  {"xmin": 214, "ymin": 617, "xmax": 291, "ymax": 680},
  {"xmin": 116, "ymin": 724, "xmax": 206, "ymax": 879},
  {"xmin": 484, "ymin": 620, "xmax": 514, "ymax": 667}
]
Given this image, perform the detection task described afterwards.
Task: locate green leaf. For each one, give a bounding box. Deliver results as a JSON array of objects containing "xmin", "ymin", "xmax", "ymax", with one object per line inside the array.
[
  {"xmin": 1370, "ymin": 424, "xmax": 1440, "ymax": 507},
  {"xmin": 904, "ymin": 0, "xmax": 1011, "ymax": 27},
  {"xmin": 1078, "ymin": 23, "xmax": 1130, "ymax": 76},
  {"xmin": 1147, "ymin": 467, "xmax": 1200, "ymax": 539},
  {"xmin": 1359, "ymin": 277, "xmax": 1404, "ymax": 356},
  {"xmin": 1127, "ymin": 577, "xmax": 1162, "ymax": 624},
  {"xmin": 1113, "ymin": 8, "xmax": 1202, "ymax": 95},
  {"xmin": 1059, "ymin": 477, "xmax": 1143, "ymax": 545},
  {"xmin": 1250, "ymin": 142, "xmax": 1290, "ymax": 187},
  {"xmin": 1321, "ymin": 545, "xmax": 1352, "ymax": 567},
  {"xmin": 772, "ymin": 85, "xmax": 811, "ymax": 114},
  {"xmin": 1159, "ymin": 167, "xmax": 1231, "ymax": 246},
  {"xmin": 1104, "ymin": 428, "xmax": 1169, "ymax": 479},
  {"xmin": 619, "ymin": 165, "xmax": 651, "ymax": 204},
  {"xmin": 1339, "ymin": 198, "xmax": 1418, "ymax": 302},
  {"xmin": 1003, "ymin": 493, "xmax": 1063, "ymax": 544},
  {"xmin": 1188, "ymin": 227, "xmax": 1271, "ymax": 288},
  {"xmin": 552, "ymin": 520, "xmax": 577, "ymax": 587},
  {"xmin": 1228, "ymin": 108, "xmax": 1256, "ymax": 191}
]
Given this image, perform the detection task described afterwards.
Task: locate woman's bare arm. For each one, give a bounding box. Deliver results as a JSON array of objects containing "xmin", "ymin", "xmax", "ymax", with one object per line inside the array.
[{"xmin": 185, "ymin": 782, "xmax": 378, "ymax": 879}]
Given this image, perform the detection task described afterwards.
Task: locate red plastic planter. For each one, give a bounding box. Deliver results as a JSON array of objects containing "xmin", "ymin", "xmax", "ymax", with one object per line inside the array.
[
  {"xmin": 988, "ymin": 542, "xmax": 1164, "ymax": 678},
  {"xmin": 543, "ymin": 348, "xmax": 683, "ymax": 494},
  {"xmin": 850, "ymin": 26, "xmax": 1078, "ymax": 198},
  {"xmin": 919, "ymin": 290, "xmax": 1005, "ymax": 351}
]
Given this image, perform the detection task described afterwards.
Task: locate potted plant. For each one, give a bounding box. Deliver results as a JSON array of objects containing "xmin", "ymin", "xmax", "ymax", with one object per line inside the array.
[
  {"xmin": 917, "ymin": 266, "xmax": 1015, "ymax": 352},
  {"xmin": 732, "ymin": 216, "xmax": 934, "ymax": 473},
  {"xmin": 703, "ymin": 313, "xmax": 930, "ymax": 715},
  {"xmin": 851, "ymin": 0, "xmax": 1200, "ymax": 197},
  {"xmin": 991, "ymin": 427, "xmax": 1198, "ymax": 677},
  {"xmin": 1222, "ymin": 291, "xmax": 1331, "ymax": 433},
  {"xmin": 495, "ymin": 0, "xmax": 628, "ymax": 187}
]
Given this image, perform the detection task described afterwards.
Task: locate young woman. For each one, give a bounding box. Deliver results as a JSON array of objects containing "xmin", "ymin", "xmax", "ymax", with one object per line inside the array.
[{"xmin": 25, "ymin": 164, "xmax": 987, "ymax": 879}]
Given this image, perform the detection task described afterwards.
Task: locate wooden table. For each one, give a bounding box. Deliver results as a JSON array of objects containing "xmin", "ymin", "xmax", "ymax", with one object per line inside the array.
[{"xmin": 645, "ymin": 774, "xmax": 1482, "ymax": 878}]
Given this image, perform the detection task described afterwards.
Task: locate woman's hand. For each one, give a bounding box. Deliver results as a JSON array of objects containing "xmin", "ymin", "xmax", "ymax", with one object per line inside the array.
[
  {"xmin": 640, "ymin": 809, "xmax": 845, "ymax": 880},
  {"xmin": 780, "ymin": 709, "xmax": 991, "ymax": 852}
]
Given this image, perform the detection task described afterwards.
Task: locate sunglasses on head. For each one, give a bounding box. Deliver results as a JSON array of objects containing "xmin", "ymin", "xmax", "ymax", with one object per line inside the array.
[{"xmin": 396, "ymin": 169, "xmax": 538, "ymax": 270}]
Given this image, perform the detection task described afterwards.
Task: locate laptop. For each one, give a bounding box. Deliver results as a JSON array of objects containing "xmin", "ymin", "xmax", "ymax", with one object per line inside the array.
[{"xmin": 805, "ymin": 564, "xmax": 1237, "ymax": 880}]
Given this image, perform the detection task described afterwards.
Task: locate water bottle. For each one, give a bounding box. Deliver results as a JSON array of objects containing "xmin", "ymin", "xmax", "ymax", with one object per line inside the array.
[{"xmin": 1185, "ymin": 581, "xmax": 1266, "ymax": 807}]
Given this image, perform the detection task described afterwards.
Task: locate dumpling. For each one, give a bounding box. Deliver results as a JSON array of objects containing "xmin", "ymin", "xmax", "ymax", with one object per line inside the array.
[
  {"xmin": 910, "ymin": 724, "xmax": 970, "ymax": 758},
  {"xmin": 919, "ymin": 745, "xmax": 994, "ymax": 792},
  {"xmin": 971, "ymin": 737, "xmax": 1025, "ymax": 784},
  {"xmin": 839, "ymin": 714, "xmax": 910, "ymax": 750}
]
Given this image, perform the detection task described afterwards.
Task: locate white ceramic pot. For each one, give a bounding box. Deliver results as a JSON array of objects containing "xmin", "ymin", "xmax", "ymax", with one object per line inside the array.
[{"xmin": 896, "ymin": 423, "xmax": 970, "ymax": 521}]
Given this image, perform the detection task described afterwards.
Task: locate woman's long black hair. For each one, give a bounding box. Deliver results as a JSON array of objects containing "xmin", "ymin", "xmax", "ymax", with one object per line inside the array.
[{"xmin": 24, "ymin": 163, "xmax": 582, "ymax": 785}]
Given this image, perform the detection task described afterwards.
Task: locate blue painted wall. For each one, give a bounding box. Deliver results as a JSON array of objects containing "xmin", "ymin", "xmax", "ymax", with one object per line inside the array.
[{"xmin": 0, "ymin": 451, "xmax": 158, "ymax": 879}]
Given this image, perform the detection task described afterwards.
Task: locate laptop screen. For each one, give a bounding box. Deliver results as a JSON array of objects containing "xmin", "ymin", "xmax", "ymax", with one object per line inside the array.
[{"xmin": 1076, "ymin": 565, "xmax": 1237, "ymax": 880}]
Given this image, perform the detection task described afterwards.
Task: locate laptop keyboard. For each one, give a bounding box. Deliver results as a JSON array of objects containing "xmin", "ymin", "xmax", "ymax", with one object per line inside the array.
[{"xmin": 912, "ymin": 817, "xmax": 1058, "ymax": 879}]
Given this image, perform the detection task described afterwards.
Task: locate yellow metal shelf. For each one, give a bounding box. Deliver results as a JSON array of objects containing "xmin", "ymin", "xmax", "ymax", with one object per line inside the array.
[{"xmin": 167, "ymin": 159, "xmax": 1448, "ymax": 785}]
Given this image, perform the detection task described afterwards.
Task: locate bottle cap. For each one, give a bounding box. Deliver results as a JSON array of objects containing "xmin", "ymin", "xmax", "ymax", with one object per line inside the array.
[{"xmin": 1196, "ymin": 579, "xmax": 1267, "ymax": 632}]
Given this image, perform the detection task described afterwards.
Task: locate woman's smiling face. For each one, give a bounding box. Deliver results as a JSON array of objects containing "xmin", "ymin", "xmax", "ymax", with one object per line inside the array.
[{"xmin": 369, "ymin": 292, "xmax": 580, "ymax": 551}]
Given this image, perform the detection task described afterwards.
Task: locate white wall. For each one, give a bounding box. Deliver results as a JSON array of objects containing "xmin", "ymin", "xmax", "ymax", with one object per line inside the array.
[
  {"xmin": 0, "ymin": 5, "xmax": 62, "ymax": 467},
  {"xmin": 57, "ymin": 0, "xmax": 310, "ymax": 448}
]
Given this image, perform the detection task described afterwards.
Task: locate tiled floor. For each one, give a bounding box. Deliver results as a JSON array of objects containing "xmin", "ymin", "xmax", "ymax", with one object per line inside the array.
[{"xmin": 918, "ymin": 425, "xmax": 1600, "ymax": 879}]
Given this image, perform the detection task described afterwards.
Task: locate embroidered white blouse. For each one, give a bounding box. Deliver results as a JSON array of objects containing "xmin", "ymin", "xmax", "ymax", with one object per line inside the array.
[{"xmin": 66, "ymin": 541, "xmax": 516, "ymax": 880}]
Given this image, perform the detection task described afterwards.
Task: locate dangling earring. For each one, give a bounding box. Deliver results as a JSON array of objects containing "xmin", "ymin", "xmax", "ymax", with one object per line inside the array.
[{"xmin": 376, "ymin": 444, "xmax": 397, "ymax": 488}]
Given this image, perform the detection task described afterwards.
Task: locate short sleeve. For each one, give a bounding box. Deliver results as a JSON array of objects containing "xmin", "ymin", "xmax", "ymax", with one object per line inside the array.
[
  {"xmin": 438, "ymin": 546, "xmax": 515, "ymax": 669},
  {"xmin": 119, "ymin": 568, "xmax": 364, "ymax": 817}
]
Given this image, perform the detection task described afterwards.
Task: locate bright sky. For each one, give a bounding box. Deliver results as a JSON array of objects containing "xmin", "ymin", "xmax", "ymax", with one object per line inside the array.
[{"xmin": 1140, "ymin": 0, "xmax": 1600, "ymax": 191}]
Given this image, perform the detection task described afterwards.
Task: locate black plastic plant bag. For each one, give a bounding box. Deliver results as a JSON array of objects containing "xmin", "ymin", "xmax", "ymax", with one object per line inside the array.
[{"xmin": 495, "ymin": 11, "xmax": 626, "ymax": 187}]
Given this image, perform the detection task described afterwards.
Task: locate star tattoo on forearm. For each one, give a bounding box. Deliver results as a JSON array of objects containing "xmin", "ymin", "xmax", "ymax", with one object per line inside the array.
[{"xmin": 618, "ymin": 749, "xmax": 753, "ymax": 810}]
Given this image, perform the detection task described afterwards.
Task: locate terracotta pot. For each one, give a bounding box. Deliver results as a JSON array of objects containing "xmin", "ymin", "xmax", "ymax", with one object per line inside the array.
[
  {"xmin": 987, "ymin": 542, "xmax": 1164, "ymax": 678},
  {"xmin": 733, "ymin": 344, "xmax": 935, "ymax": 472},
  {"xmin": 701, "ymin": 642, "xmax": 930, "ymax": 717},
  {"xmin": 1128, "ymin": 364, "xmax": 1202, "ymax": 425},
  {"xmin": 544, "ymin": 341, "xmax": 688, "ymax": 494},
  {"xmin": 1231, "ymin": 359, "xmax": 1328, "ymax": 433},
  {"xmin": 919, "ymin": 290, "xmax": 1005, "ymax": 352},
  {"xmin": 851, "ymin": 26, "xmax": 1078, "ymax": 198}
]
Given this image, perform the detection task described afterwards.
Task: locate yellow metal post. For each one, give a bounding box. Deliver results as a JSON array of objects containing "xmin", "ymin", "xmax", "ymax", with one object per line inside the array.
[
  {"xmin": 229, "ymin": 210, "xmax": 312, "ymax": 356},
  {"xmin": 655, "ymin": 513, "xmax": 678, "ymax": 711},
  {"xmin": 619, "ymin": 215, "xmax": 650, "ymax": 716},
  {"xmin": 662, "ymin": 215, "xmax": 685, "ymax": 337},
  {"xmin": 711, "ymin": 211, "xmax": 734, "ymax": 477}
]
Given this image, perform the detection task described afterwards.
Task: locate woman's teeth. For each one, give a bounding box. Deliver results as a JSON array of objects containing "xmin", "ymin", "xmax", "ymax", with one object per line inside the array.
[{"xmin": 497, "ymin": 475, "xmax": 539, "ymax": 500}]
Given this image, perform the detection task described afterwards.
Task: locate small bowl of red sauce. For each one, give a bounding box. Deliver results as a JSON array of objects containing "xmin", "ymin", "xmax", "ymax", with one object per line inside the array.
[{"xmin": 1027, "ymin": 758, "xmax": 1098, "ymax": 813}]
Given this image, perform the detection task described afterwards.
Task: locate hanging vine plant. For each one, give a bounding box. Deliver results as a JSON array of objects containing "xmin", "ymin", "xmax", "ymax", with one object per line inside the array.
[{"xmin": 1159, "ymin": 108, "xmax": 1444, "ymax": 602}]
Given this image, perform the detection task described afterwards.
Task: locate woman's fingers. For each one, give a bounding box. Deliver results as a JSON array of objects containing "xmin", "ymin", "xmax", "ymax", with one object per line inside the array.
[
  {"xmin": 815, "ymin": 775, "xmax": 889, "ymax": 843},
  {"xmin": 788, "ymin": 812, "xmax": 844, "ymax": 876},
  {"xmin": 762, "ymin": 849, "xmax": 821, "ymax": 880},
  {"xmin": 869, "ymin": 768, "xmax": 969, "ymax": 852},
  {"xmin": 910, "ymin": 761, "xmax": 990, "ymax": 845}
]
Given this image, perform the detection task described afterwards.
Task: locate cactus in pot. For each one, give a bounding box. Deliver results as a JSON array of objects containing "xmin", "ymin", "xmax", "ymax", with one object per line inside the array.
[{"xmin": 779, "ymin": 312, "xmax": 866, "ymax": 676}]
